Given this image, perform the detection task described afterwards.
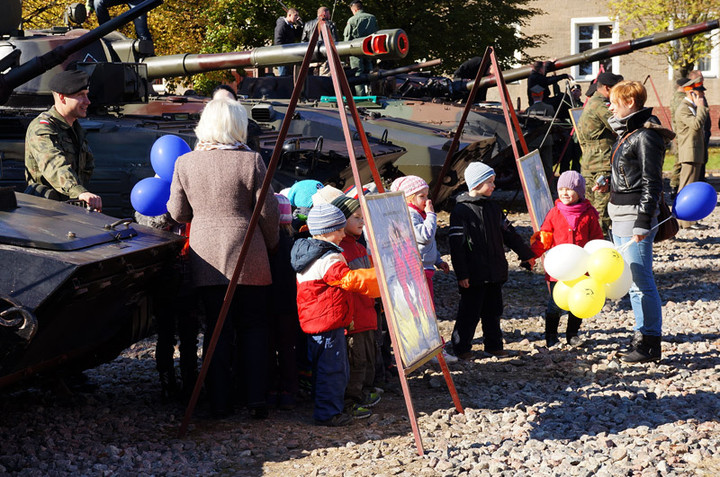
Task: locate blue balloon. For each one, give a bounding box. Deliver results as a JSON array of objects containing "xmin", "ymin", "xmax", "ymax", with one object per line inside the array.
[
  {"xmin": 131, "ymin": 177, "xmax": 171, "ymax": 216},
  {"xmin": 150, "ymin": 135, "xmax": 191, "ymax": 181},
  {"xmin": 673, "ymin": 181, "xmax": 717, "ymax": 222}
]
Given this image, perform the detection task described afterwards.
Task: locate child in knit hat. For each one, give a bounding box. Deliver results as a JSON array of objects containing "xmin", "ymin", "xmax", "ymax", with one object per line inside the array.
[
  {"xmin": 529, "ymin": 170, "xmax": 604, "ymax": 347},
  {"xmin": 389, "ymin": 176, "xmax": 449, "ymax": 300},
  {"xmin": 330, "ymin": 195, "xmax": 382, "ymax": 418},
  {"xmin": 449, "ymin": 162, "xmax": 535, "ymax": 359},
  {"xmin": 290, "ymin": 204, "xmax": 381, "ymax": 426}
]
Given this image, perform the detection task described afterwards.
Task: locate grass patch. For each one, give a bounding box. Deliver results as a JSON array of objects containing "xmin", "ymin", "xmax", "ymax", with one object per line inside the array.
[{"xmin": 664, "ymin": 147, "xmax": 720, "ymax": 171}]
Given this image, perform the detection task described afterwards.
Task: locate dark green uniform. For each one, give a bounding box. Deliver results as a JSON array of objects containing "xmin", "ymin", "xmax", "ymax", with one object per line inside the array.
[
  {"xmin": 25, "ymin": 106, "xmax": 94, "ymax": 200},
  {"xmin": 344, "ymin": 9, "xmax": 378, "ymax": 95},
  {"xmin": 576, "ymin": 94, "xmax": 616, "ymax": 234}
]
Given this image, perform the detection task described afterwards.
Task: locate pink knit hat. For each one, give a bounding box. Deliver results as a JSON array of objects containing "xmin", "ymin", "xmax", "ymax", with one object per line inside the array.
[
  {"xmin": 390, "ymin": 175, "xmax": 429, "ymax": 197},
  {"xmin": 275, "ymin": 193, "xmax": 292, "ymax": 225}
]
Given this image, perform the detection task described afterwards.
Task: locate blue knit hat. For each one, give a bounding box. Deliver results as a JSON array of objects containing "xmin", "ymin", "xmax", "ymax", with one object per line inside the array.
[
  {"xmin": 288, "ymin": 180, "xmax": 323, "ymax": 209},
  {"xmin": 464, "ymin": 162, "xmax": 495, "ymax": 191},
  {"xmin": 307, "ymin": 204, "xmax": 347, "ymax": 236}
]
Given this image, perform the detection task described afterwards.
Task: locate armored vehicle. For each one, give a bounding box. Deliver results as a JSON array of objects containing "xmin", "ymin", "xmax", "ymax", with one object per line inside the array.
[
  {"xmin": 0, "ymin": 2, "xmax": 409, "ymax": 216},
  {"xmin": 0, "ymin": 0, "xmax": 186, "ymax": 389}
]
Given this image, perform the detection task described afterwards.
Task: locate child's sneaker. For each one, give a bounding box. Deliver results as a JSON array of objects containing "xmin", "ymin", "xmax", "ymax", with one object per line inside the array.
[
  {"xmin": 349, "ymin": 404, "xmax": 372, "ymax": 419},
  {"xmin": 545, "ymin": 334, "xmax": 559, "ymax": 347},
  {"xmin": 567, "ymin": 335, "xmax": 584, "ymax": 347},
  {"xmin": 431, "ymin": 349, "xmax": 458, "ymax": 364},
  {"xmin": 315, "ymin": 413, "xmax": 353, "ymax": 427},
  {"xmin": 360, "ymin": 391, "xmax": 381, "ymax": 408}
]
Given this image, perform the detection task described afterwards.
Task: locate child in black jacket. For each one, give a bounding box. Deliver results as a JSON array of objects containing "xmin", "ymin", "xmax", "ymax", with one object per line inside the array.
[{"xmin": 449, "ymin": 163, "xmax": 535, "ymax": 359}]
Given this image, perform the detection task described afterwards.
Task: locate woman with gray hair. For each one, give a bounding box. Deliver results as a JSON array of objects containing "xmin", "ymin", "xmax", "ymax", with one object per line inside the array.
[{"xmin": 168, "ymin": 98, "xmax": 279, "ymax": 418}]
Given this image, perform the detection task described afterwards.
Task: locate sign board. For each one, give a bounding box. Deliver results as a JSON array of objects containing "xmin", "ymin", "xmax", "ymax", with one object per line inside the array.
[
  {"xmin": 362, "ymin": 192, "xmax": 443, "ymax": 369},
  {"xmin": 517, "ymin": 149, "xmax": 554, "ymax": 231}
]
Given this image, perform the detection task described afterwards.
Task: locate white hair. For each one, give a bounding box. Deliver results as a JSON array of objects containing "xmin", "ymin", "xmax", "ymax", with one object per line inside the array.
[{"xmin": 194, "ymin": 98, "xmax": 248, "ymax": 144}]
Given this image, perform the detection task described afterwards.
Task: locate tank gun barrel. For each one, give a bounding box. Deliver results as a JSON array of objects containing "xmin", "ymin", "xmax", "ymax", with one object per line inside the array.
[
  {"xmin": 467, "ymin": 19, "xmax": 720, "ymax": 90},
  {"xmin": 347, "ymin": 58, "xmax": 442, "ymax": 85},
  {"xmin": 0, "ymin": 0, "xmax": 163, "ymax": 104},
  {"xmin": 144, "ymin": 29, "xmax": 409, "ymax": 80}
]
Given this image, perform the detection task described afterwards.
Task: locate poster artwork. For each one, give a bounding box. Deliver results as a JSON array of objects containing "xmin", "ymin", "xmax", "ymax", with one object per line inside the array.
[
  {"xmin": 363, "ymin": 192, "xmax": 443, "ymax": 368},
  {"xmin": 517, "ymin": 149, "xmax": 554, "ymax": 231}
]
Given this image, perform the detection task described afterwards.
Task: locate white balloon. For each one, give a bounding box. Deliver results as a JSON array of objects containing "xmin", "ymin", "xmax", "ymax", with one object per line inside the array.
[
  {"xmin": 605, "ymin": 260, "xmax": 633, "ymax": 300},
  {"xmin": 583, "ymin": 239, "xmax": 616, "ymax": 254},
  {"xmin": 543, "ymin": 244, "xmax": 589, "ymax": 282}
]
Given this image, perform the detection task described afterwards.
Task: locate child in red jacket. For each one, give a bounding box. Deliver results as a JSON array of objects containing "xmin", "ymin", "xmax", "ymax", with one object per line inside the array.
[
  {"xmin": 331, "ymin": 195, "xmax": 382, "ymax": 418},
  {"xmin": 530, "ymin": 171, "xmax": 604, "ymax": 347},
  {"xmin": 290, "ymin": 204, "xmax": 380, "ymax": 426}
]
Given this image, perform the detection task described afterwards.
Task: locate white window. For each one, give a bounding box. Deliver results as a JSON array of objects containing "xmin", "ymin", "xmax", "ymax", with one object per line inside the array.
[
  {"xmin": 695, "ymin": 34, "xmax": 718, "ymax": 78},
  {"xmin": 570, "ymin": 18, "xmax": 620, "ymax": 81}
]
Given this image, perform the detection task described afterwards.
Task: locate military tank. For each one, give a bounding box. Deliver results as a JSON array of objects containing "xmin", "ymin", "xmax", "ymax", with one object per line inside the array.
[
  {"xmin": 0, "ymin": 0, "xmax": 187, "ymax": 389},
  {"xmin": 235, "ymin": 20, "xmax": 720, "ymax": 196},
  {"xmin": 0, "ymin": 2, "xmax": 410, "ymax": 216}
]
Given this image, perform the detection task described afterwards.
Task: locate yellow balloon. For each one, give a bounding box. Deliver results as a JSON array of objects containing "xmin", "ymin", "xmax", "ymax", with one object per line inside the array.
[
  {"xmin": 568, "ymin": 277, "xmax": 606, "ymax": 319},
  {"xmin": 587, "ymin": 248, "xmax": 624, "ymax": 284},
  {"xmin": 552, "ymin": 281, "xmax": 572, "ymax": 311}
]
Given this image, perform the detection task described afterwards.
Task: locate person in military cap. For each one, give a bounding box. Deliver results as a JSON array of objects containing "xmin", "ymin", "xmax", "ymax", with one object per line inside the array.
[
  {"xmin": 674, "ymin": 76, "xmax": 709, "ymax": 229},
  {"xmin": 576, "ymin": 71, "xmax": 623, "ymax": 235},
  {"xmin": 25, "ymin": 69, "xmax": 102, "ymax": 211}
]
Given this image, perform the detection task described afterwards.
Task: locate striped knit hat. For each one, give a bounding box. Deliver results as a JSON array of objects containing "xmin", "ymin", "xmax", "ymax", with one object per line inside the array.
[
  {"xmin": 275, "ymin": 193, "xmax": 292, "ymax": 225},
  {"xmin": 390, "ymin": 175, "xmax": 428, "ymax": 197},
  {"xmin": 331, "ymin": 195, "xmax": 360, "ymax": 218},
  {"xmin": 307, "ymin": 204, "xmax": 347, "ymax": 236}
]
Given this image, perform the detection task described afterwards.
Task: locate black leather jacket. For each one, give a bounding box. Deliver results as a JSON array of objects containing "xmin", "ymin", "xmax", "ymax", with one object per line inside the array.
[{"xmin": 609, "ymin": 108, "xmax": 675, "ymax": 230}]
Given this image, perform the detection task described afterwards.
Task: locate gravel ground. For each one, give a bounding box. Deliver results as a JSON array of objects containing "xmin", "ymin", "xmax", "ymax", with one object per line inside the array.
[{"xmin": 1, "ymin": 191, "xmax": 719, "ymax": 477}]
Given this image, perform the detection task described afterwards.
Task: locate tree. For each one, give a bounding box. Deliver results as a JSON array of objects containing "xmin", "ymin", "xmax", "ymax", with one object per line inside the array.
[{"xmin": 608, "ymin": 0, "xmax": 720, "ymax": 77}]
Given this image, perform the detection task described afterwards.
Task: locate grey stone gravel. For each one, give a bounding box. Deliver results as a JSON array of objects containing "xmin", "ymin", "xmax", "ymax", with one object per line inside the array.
[{"xmin": 0, "ymin": 199, "xmax": 718, "ymax": 476}]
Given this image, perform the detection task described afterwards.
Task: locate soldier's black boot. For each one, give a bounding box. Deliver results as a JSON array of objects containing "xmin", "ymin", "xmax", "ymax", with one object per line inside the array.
[
  {"xmin": 545, "ymin": 313, "xmax": 560, "ymax": 347},
  {"xmin": 622, "ymin": 335, "xmax": 661, "ymax": 363}
]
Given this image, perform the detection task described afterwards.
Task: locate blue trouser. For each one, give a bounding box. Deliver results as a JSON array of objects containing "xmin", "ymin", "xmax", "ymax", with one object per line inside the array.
[
  {"xmin": 308, "ymin": 328, "xmax": 349, "ymax": 421},
  {"xmin": 612, "ymin": 230, "xmax": 662, "ymax": 336},
  {"xmin": 94, "ymin": 0, "xmax": 152, "ymax": 40}
]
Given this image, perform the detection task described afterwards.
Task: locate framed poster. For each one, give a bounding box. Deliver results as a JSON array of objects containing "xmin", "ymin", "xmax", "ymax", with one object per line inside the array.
[
  {"xmin": 362, "ymin": 192, "xmax": 443, "ymax": 369},
  {"xmin": 568, "ymin": 107, "xmax": 584, "ymax": 131},
  {"xmin": 517, "ymin": 149, "xmax": 554, "ymax": 231}
]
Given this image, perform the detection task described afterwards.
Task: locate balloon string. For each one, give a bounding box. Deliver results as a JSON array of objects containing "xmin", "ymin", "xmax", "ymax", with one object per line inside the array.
[{"xmin": 615, "ymin": 215, "xmax": 675, "ymax": 253}]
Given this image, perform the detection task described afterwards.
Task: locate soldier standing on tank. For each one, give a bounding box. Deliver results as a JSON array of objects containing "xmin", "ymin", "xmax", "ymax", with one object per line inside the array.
[
  {"xmin": 344, "ymin": 0, "xmax": 378, "ymax": 96},
  {"xmin": 91, "ymin": 0, "xmax": 153, "ymax": 42},
  {"xmin": 576, "ymin": 71, "xmax": 623, "ymax": 235},
  {"xmin": 25, "ymin": 69, "xmax": 102, "ymax": 211},
  {"xmin": 301, "ymin": 7, "xmax": 338, "ymax": 76}
]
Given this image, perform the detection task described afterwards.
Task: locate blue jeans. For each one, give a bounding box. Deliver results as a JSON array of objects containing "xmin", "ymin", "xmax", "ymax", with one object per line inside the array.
[
  {"xmin": 94, "ymin": 0, "xmax": 152, "ymax": 40},
  {"xmin": 308, "ymin": 328, "xmax": 349, "ymax": 421},
  {"xmin": 612, "ymin": 231, "xmax": 662, "ymax": 336}
]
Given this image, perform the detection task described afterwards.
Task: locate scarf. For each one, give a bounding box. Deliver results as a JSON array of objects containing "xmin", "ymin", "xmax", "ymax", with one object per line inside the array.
[
  {"xmin": 556, "ymin": 198, "xmax": 594, "ymax": 231},
  {"xmin": 194, "ymin": 140, "xmax": 251, "ymax": 151},
  {"xmin": 408, "ymin": 202, "xmax": 426, "ymax": 219}
]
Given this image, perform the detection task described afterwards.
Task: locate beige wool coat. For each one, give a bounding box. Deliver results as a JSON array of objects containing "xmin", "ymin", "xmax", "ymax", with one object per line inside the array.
[{"xmin": 167, "ymin": 149, "xmax": 279, "ymax": 287}]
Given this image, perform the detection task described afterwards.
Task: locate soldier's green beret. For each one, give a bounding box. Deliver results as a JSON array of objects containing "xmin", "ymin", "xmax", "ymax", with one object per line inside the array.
[{"xmin": 48, "ymin": 70, "xmax": 89, "ymax": 95}]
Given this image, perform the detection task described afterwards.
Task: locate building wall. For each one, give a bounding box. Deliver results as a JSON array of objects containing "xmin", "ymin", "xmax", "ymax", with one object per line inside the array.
[{"xmin": 485, "ymin": 1, "xmax": 718, "ymax": 135}]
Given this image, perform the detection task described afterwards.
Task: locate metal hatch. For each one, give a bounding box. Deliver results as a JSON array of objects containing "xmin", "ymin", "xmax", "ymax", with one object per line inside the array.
[{"xmin": 0, "ymin": 193, "xmax": 137, "ymax": 251}]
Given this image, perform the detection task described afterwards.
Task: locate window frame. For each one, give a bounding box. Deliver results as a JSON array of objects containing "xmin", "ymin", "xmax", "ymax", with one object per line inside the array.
[{"xmin": 570, "ymin": 17, "xmax": 620, "ymax": 81}]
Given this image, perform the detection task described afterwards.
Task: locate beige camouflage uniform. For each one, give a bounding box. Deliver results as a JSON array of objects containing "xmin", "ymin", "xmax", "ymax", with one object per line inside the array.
[
  {"xmin": 25, "ymin": 105, "xmax": 94, "ymax": 200},
  {"xmin": 576, "ymin": 93, "xmax": 616, "ymax": 234},
  {"xmin": 668, "ymin": 90, "xmax": 685, "ymax": 191}
]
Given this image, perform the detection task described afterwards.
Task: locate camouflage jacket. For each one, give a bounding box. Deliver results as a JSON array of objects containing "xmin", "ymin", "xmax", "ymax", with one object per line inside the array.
[
  {"xmin": 576, "ymin": 94, "xmax": 616, "ymax": 173},
  {"xmin": 25, "ymin": 106, "xmax": 94, "ymax": 200},
  {"xmin": 669, "ymin": 90, "xmax": 684, "ymax": 131}
]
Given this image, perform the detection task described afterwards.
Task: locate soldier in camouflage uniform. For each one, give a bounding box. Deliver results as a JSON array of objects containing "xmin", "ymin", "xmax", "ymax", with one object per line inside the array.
[
  {"xmin": 25, "ymin": 70, "xmax": 102, "ymax": 211},
  {"xmin": 668, "ymin": 78, "xmax": 686, "ymax": 198},
  {"xmin": 576, "ymin": 72, "xmax": 622, "ymax": 235}
]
